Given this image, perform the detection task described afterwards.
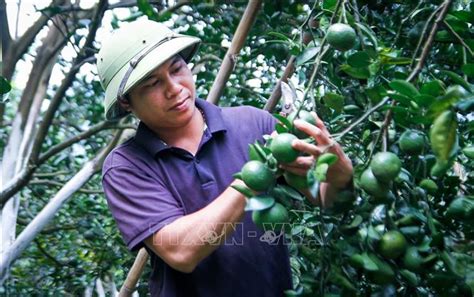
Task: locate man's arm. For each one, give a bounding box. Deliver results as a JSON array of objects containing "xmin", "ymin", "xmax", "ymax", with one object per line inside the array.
[{"xmin": 144, "ymin": 180, "xmax": 247, "ymax": 273}]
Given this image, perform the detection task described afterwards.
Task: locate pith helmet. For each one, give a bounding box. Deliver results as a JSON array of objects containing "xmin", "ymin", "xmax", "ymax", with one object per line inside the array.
[{"xmin": 96, "ymin": 19, "xmax": 201, "ymax": 120}]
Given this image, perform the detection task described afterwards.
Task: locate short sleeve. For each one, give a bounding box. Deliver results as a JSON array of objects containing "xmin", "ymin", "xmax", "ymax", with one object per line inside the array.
[{"xmin": 102, "ymin": 166, "xmax": 184, "ymax": 251}]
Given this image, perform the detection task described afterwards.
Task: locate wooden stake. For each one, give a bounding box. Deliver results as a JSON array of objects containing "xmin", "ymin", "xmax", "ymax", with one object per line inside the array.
[
  {"xmin": 118, "ymin": 248, "xmax": 149, "ymax": 297},
  {"xmin": 206, "ymin": 0, "xmax": 262, "ymax": 105}
]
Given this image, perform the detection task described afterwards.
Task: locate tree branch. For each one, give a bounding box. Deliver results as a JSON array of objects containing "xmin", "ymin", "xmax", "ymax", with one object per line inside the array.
[
  {"xmin": 409, "ymin": 5, "xmax": 443, "ymax": 70},
  {"xmin": 364, "ymin": 1, "xmax": 453, "ymax": 164},
  {"xmin": 0, "ymin": 129, "xmax": 123, "ymax": 280},
  {"xmin": 443, "ymin": 20, "xmax": 473, "ymax": 56},
  {"xmin": 407, "ymin": 0, "xmax": 452, "ymax": 82},
  {"xmin": 333, "ymin": 97, "xmax": 390, "ymax": 140},
  {"xmin": 38, "ymin": 121, "xmax": 115, "ymax": 164},
  {"xmin": 0, "ymin": 0, "xmax": 11, "ymax": 58},
  {"xmin": 264, "ymin": 0, "xmax": 343, "ymax": 112},
  {"xmin": 3, "ymin": 0, "xmax": 67, "ymax": 80},
  {"xmin": 0, "ymin": 0, "xmax": 108, "ymax": 205},
  {"xmin": 29, "ymin": 179, "xmax": 104, "ymax": 194},
  {"xmin": 206, "ymin": 0, "xmax": 262, "ymax": 105}
]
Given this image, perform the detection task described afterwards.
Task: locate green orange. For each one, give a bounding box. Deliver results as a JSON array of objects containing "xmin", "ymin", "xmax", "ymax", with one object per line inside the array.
[
  {"xmin": 270, "ymin": 133, "xmax": 299, "ymax": 163},
  {"xmin": 288, "ymin": 110, "xmax": 316, "ymax": 139},
  {"xmin": 283, "ymin": 171, "xmax": 308, "ymax": 190},
  {"xmin": 379, "ymin": 230, "xmax": 407, "ymax": 259},
  {"xmin": 241, "ymin": 160, "xmax": 275, "ymax": 192},
  {"xmin": 252, "ymin": 202, "xmax": 289, "ymax": 230},
  {"xmin": 359, "ymin": 168, "xmax": 390, "ymax": 198},
  {"xmin": 326, "ymin": 23, "xmax": 357, "ymax": 51},
  {"xmin": 370, "ymin": 152, "xmax": 402, "ymax": 183},
  {"xmin": 399, "ymin": 130, "xmax": 425, "ymax": 155}
]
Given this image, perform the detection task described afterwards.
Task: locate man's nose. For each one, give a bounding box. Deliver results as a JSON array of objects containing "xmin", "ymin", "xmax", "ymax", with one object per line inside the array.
[{"xmin": 164, "ymin": 77, "xmax": 182, "ymax": 98}]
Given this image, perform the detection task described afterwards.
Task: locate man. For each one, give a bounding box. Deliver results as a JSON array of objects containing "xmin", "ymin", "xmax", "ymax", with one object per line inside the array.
[{"xmin": 97, "ymin": 19, "xmax": 353, "ymax": 297}]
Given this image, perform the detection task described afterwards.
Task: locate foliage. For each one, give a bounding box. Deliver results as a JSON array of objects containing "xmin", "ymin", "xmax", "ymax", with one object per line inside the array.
[{"xmin": 1, "ymin": 0, "xmax": 473, "ymax": 296}]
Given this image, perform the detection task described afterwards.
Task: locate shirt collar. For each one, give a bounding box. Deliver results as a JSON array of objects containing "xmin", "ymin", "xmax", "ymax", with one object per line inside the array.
[{"xmin": 134, "ymin": 98, "xmax": 227, "ymax": 156}]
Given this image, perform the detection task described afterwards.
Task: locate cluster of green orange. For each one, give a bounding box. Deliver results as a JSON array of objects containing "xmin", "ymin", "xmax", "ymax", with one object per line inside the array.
[{"xmin": 234, "ymin": 110, "xmax": 337, "ymax": 230}]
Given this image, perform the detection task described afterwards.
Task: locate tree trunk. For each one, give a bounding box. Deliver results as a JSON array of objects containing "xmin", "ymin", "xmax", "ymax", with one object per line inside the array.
[
  {"xmin": 0, "ymin": 16, "xmax": 67, "ymax": 284},
  {"xmin": 0, "ymin": 130, "xmax": 123, "ymax": 284}
]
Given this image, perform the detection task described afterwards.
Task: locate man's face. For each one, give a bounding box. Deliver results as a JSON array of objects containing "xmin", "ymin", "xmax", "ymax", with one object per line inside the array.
[{"xmin": 126, "ymin": 55, "xmax": 196, "ymax": 131}]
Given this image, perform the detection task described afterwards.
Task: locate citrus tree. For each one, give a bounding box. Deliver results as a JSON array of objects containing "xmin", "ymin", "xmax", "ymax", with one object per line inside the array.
[{"xmin": 231, "ymin": 0, "xmax": 473, "ymax": 296}]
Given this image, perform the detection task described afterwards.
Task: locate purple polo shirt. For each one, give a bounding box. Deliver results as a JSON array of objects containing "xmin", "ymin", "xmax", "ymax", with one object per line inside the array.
[{"xmin": 102, "ymin": 99, "xmax": 292, "ymax": 297}]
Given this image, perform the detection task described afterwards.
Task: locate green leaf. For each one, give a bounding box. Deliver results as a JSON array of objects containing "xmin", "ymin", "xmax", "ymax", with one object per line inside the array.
[
  {"xmin": 380, "ymin": 56, "xmax": 411, "ymax": 65},
  {"xmin": 365, "ymin": 85, "xmax": 385, "ymax": 104},
  {"xmin": 296, "ymin": 46, "xmax": 319, "ymax": 66},
  {"xmin": 249, "ymin": 143, "xmax": 267, "ymax": 162},
  {"xmin": 309, "ymin": 180, "xmax": 320, "ymax": 200},
  {"xmin": 462, "ymin": 63, "xmax": 474, "ymax": 78},
  {"xmin": 387, "ymin": 91, "xmax": 412, "ymax": 106},
  {"xmin": 389, "ymin": 79, "xmax": 420, "ymax": 98},
  {"xmin": 455, "ymin": 98, "xmax": 474, "ymax": 113},
  {"xmin": 440, "ymin": 70, "xmax": 472, "ymax": 92},
  {"xmin": 440, "ymin": 251, "xmax": 464, "ymax": 278},
  {"xmin": 350, "ymin": 252, "xmax": 379, "ymax": 271},
  {"xmin": 273, "ymin": 113, "xmax": 292, "ymax": 129},
  {"xmin": 428, "ymin": 86, "xmax": 468, "ymax": 118},
  {"xmin": 323, "ymin": 92, "xmax": 344, "ymax": 112},
  {"xmin": 137, "ymin": 0, "xmax": 159, "ymax": 20},
  {"xmin": 275, "ymin": 123, "xmax": 288, "ymax": 134},
  {"xmin": 231, "ymin": 184, "xmax": 254, "ymax": 198},
  {"xmin": 323, "ymin": 0, "xmax": 337, "ymax": 11},
  {"xmin": 339, "ymin": 64, "xmax": 370, "ymax": 79},
  {"xmin": 0, "ymin": 76, "xmax": 12, "ymax": 95},
  {"xmin": 354, "ymin": 22, "xmax": 378, "ymax": 48},
  {"xmin": 233, "ymin": 172, "xmax": 243, "ymax": 180},
  {"xmin": 429, "ymin": 110, "xmax": 457, "ymax": 162},
  {"xmin": 317, "ymin": 153, "xmax": 338, "ymax": 166},
  {"xmin": 450, "ymin": 11, "xmax": 473, "ymax": 23},
  {"xmin": 315, "ymin": 163, "xmax": 329, "ymax": 182},
  {"xmin": 420, "ymin": 80, "xmax": 445, "ymax": 97},
  {"xmin": 414, "ymin": 94, "xmax": 436, "ymax": 107},
  {"xmin": 347, "ymin": 51, "xmax": 371, "ymax": 68},
  {"xmin": 328, "ymin": 268, "xmax": 357, "ymax": 291},
  {"xmin": 400, "ymin": 269, "xmax": 419, "ymax": 287},
  {"xmin": 277, "ymin": 184, "xmax": 304, "ymax": 201},
  {"xmin": 244, "ymin": 196, "xmax": 275, "ymax": 211}
]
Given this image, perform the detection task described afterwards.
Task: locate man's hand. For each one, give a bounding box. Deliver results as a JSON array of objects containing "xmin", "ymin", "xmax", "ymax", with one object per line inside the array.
[{"xmin": 278, "ymin": 112, "xmax": 353, "ymax": 206}]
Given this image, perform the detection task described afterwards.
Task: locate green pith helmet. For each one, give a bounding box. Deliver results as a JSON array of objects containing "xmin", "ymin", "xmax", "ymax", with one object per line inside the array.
[{"xmin": 96, "ymin": 19, "xmax": 201, "ymax": 121}]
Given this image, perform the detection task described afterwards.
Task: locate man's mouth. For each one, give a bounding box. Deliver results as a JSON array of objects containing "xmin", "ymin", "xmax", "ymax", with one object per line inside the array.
[{"xmin": 170, "ymin": 97, "xmax": 189, "ymax": 110}]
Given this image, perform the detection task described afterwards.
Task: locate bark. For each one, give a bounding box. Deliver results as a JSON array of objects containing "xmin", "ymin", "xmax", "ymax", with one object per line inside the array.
[
  {"xmin": 0, "ymin": 130, "xmax": 123, "ymax": 285},
  {"xmin": 96, "ymin": 278, "xmax": 106, "ymax": 297},
  {"xmin": 263, "ymin": 56, "xmax": 296, "ymax": 112},
  {"xmin": 0, "ymin": 16, "xmax": 67, "ymax": 285},
  {"xmin": 0, "ymin": 0, "xmax": 108, "ymax": 204},
  {"xmin": 206, "ymin": 0, "xmax": 262, "ymax": 105},
  {"xmin": 2, "ymin": 0, "xmax": 66, "ymax": 81}
]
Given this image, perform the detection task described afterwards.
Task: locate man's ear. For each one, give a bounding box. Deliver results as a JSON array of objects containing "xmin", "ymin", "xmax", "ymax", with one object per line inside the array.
[{"xmin": 118, "ymin": 96, "xmax": 132, "ymax": 112}]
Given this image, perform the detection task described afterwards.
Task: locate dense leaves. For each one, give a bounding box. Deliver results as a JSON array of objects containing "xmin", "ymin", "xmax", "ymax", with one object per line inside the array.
[{"xmin": 1, "ymin": 0, "xmax": 473, "ymax": 296}]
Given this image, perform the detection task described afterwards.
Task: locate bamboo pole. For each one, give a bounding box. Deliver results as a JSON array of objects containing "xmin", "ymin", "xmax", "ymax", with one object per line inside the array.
[
  {"xmin": 118, "ymin": 248, "xmax": 149, "ymax": 297},
  {"xmin": 206, "ymin": 0, "xmax": 262, "ymax": 104}
]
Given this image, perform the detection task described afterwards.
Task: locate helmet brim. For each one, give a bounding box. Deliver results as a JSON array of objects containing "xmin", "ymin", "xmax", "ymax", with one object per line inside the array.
[{"xmin": 104, "ymin": 36, "xmax": 200, "ymax": 121}]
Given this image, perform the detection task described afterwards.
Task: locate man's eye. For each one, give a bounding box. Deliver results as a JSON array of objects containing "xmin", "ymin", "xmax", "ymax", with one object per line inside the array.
[
  {"xmin": 172, "ymin": 66, "xmax": 182, "ymax": 73},
  {"xmin": 147, "ymin": 80, "xmax": 160, "ymax": 87}
]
